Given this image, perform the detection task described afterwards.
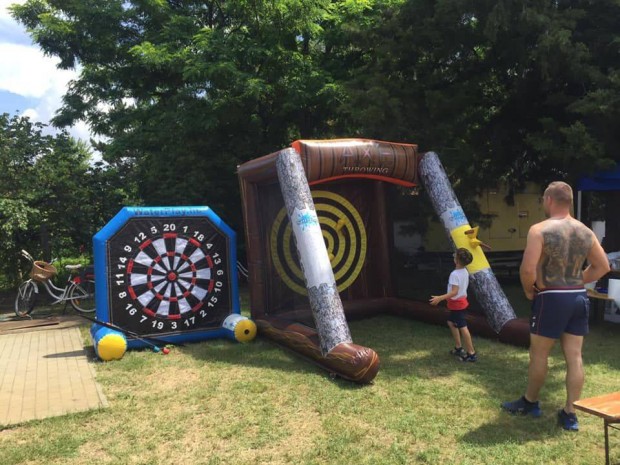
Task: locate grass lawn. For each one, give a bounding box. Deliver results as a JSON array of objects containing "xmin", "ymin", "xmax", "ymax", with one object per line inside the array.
[{"xmin": 1, "ymin": 285, "xmax": 619, "ymax": 465}]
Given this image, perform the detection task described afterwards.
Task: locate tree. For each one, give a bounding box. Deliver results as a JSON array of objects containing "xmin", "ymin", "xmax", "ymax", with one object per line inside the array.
[
  {"xmin": 315, "ymin": 0, "xmax": 620, "ymax": 237},
  {"xmin": 0, "ymin": 113, "xmax": 49, "ymax": 283},
  {"xmin": 11, "ymin": 0, "xmax": 620, "ymax": 244},
  {"xmin": 11, "ymin": 0, "xmax": 343, "ymax": 232},
  {"xmin": 326, "ymin": 0, "xmax": 620, "ymax": 192},
  {"xmin": 0, "ymin": 112, "xmax": 136, "ymax": 287}
]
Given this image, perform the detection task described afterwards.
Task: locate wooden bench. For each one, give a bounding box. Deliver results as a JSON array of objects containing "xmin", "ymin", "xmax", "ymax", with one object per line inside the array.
[
  {"xmin": 587, "ymin": 289, "xmax": 615, "ymax": 323},
  {"xmin": 574, "ymin": 392, "xmax": 620, "ymax": 465}
]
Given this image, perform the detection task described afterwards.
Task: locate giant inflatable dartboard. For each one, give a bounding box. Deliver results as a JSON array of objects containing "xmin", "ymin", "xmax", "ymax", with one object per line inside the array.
[
  {"xmin": 270, "ymin": 190, "xmax": 367, "ymax": 295},
  {"xmin": 94, "ymin": 207, "xmax": 239, "ymax": 344}
]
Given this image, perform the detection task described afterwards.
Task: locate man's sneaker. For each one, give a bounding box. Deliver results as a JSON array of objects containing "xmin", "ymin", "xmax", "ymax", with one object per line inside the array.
[
  {"xmin": 450, "ymin": 347, "xmax": 466, "ymax": 357},
  {"xmin": 501, "ymin": 396, "xmax": 542, "ymax": 417},
  {"xmin": 558, "ymin": 409, "xmax": 579, "ymax": 431},
  {"xmin": 460, "ymin": 352, "xmax": 477, "ymax": 362}
]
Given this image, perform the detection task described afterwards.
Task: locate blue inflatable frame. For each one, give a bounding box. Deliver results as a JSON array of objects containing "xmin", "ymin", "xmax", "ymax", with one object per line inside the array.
[{"xmin": 93, "ymin": 206, "xmax": 240, "ymax": 348}]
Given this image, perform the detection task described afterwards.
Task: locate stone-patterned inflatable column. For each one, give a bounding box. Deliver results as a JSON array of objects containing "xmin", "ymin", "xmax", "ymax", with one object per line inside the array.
[
  {"xmin": 276, "ymin": 148, "xmax": 352, "ymax": 354},
  {"xmin": 419, "ymin": 152, "xmax": 516, "ymax": 332}
]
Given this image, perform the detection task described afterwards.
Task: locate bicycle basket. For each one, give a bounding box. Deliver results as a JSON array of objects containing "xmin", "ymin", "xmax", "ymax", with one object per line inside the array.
[{"xmin": 30, "ymin": 261, "xmax": 58, "ymax": 282}]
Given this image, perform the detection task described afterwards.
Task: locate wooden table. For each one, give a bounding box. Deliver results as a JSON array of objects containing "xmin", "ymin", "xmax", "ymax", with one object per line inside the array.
[
  {"xmin": 574, "ymin": 392, "xmax": 620, "ymax": 465},
  {"xmin": 587, "ymin": 289, "xmax": 614, "ymax": 323}
]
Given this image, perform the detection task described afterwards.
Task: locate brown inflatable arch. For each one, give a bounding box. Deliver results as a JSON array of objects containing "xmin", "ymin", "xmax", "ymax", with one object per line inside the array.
[{"xmin": 238, "ymin": 139, "xmax": 528, "ymax": 383}]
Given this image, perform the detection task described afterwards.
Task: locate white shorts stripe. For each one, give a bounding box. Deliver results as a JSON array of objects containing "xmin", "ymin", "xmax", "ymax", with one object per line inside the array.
[{"xmin": 537, "ymin": 288, "xmax": 586, "ymax": 295}]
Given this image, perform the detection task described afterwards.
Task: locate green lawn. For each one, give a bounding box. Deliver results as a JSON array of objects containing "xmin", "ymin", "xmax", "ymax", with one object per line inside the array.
[{"xmin": 0, "ymin": 284, "xmax": 619, "ymax": 465}]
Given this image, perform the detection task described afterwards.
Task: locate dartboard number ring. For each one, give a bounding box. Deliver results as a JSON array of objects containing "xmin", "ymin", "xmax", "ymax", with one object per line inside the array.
[{"xmin": 107, "ymin": 217, "xmax": 231, "ymax": 335}]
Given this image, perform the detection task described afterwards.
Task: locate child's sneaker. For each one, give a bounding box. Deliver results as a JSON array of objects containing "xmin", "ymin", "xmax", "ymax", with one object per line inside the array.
[
  {"xmin": 557, "ymin": 409, "xmax": 579, "ymax": 431},
  {"xmin": 460, "ymin": 352, "xmax": 477, "ymax": 362},
  {"xmin": 450, "ymin": 347, "xmax": 466, "ymax": 357},
  {"xmin": 501, "ymin": 396, "xmax": 542, "ymax": 417}
]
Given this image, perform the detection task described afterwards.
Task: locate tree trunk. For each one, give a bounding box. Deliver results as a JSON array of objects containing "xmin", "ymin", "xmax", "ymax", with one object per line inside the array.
[{"xmin": 40, "ymin": 221, "xmax": 51, "ymax": 261}]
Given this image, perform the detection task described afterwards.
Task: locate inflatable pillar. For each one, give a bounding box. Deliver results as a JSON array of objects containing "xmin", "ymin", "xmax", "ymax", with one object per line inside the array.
[
  {"xmin": 222, "ymin": 314, "xmax": 258, "ymax": 343},
  {"xmin": 91, "ymin": 324, "xmax": 127, "ymax": 361},
  {"xmin": 418, "ymin": 152, "xmax": 516, "ymax": 332},
  {"xmin": 276, "ymin": 148, "xmax": 353, "ymax": 354}
]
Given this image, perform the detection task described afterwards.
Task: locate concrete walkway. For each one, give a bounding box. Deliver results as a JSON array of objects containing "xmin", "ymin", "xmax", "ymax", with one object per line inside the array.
[{"xmin": 0, "ymin": 323, "xmax": 108, "ymax": 426}]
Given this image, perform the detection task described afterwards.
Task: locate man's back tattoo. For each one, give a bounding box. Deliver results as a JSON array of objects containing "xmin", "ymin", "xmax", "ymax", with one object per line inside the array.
[{"xmin": 540, "ymin": 221, "xmax": 592, "ymax": 287}]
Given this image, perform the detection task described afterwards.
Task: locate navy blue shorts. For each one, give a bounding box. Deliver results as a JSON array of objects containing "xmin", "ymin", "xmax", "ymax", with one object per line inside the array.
[
  {"xmin": 448, "ymin": 310, "xmax": 468, "ymax": 329},
  {"xmin": 530, "ymin": 289, "xmax": 589, "ymax": 339}
]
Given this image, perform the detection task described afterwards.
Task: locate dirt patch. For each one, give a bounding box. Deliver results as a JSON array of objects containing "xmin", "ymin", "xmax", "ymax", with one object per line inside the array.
[{"xmin": 0, "ymin": 314, "xmax": 87, "ymax": 334}]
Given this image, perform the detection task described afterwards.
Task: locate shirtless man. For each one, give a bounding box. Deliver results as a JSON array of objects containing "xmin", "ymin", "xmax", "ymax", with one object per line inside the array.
[{"xmin": 501, "ymin": 181, "xmax": 610, "ymax": 431}]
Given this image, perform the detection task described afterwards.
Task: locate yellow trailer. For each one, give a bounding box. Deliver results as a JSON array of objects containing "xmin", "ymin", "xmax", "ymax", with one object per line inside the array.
[{"xmin": 424, "ymin": 183, "xmax": 546, "ymax": 252}]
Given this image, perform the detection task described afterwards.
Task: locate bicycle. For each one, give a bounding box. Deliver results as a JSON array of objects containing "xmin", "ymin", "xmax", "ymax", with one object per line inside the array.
[{"xmin": 15, "ymin": 250, "xmax": 96, "ymax": 317}]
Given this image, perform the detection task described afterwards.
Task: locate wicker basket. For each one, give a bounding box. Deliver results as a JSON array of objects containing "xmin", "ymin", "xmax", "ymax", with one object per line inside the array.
[{"xmin": 30, "ymin": 261, "xmax": 58, "ymax": 282}]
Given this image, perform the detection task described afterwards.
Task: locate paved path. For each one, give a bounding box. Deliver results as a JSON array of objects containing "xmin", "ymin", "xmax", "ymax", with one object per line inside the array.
[{"xmin": 0, "ymin": 325, "xmax": 108, "ymax": 426}]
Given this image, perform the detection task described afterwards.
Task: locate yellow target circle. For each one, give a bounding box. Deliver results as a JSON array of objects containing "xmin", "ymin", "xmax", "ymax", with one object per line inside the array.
[{"xmin": 270, "ymin": 190, "xmax": 367, "ymax": 295}]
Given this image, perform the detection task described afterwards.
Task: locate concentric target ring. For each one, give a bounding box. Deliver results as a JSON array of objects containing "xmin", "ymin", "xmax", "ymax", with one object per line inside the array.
[{"xmin": 270, "ymin": 190, "xmax": 367, "ymax": 295}]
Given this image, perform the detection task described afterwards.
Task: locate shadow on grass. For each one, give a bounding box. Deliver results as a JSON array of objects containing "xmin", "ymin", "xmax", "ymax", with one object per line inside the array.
[
  {"xmin": 583, "ymin": 321, "xmax": 620, "ymax": 371},
  {"xmin": 459, "ymin": 412, "xmax": 564, "ymax": 445},
  {"xmin": 178, "ymin": 336, "xmax": 328, "ymax": 378},
  {"xmin": 167, "ymin": 314, "xmax": 488, "ymax": 385},
  {"xmin": 168, "ymin": 309, "xmax": 619, "ymax": 395},
  {"xmin": 69, "ymin": 277, "xmax": 619, "ymax": 392}
]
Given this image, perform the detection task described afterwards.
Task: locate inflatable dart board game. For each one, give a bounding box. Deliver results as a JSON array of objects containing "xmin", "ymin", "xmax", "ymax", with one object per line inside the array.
[{"xmin": 93, "ymin": 207, "xmax": 240, "ymax": 347}]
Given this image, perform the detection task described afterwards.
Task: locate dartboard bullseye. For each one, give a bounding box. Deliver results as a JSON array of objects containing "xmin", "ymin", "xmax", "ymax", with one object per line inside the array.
[
  {"xmin": 270, "ymin": 190, "xmax": 367, "ymax": 295},
  {"xmin": 105, "ymin": 215, "xmax": 232, "ymax": 336}
]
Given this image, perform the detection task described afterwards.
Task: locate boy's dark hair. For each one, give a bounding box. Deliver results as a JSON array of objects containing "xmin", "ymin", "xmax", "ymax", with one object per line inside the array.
[{"xmin": 455, "ymin": 248, "xmax": 473, "ymax": 266}]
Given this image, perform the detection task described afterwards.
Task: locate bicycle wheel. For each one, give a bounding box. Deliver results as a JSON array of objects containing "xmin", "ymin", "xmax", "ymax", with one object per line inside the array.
[
  {"xmin": 69, "ymin": 279, "xmax": 96, "ymax": 313},
  {"xmin": 15, "ymin": 281, "xmax": 38, "ymax": 317}
]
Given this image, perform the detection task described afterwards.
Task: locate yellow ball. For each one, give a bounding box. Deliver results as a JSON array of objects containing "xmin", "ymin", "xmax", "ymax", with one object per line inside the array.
[
  {"xmin": 233, "ymin": 318, "xmax": 257, "ymax": 343},
  {"xmin": 97, "ymin": 333, "xmax": 127, "ymax": 361}
]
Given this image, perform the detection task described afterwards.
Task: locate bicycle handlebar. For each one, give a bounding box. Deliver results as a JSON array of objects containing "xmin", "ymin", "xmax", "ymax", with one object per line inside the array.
[
  {"xmin": 20, "ymin": 250, "xmax": 58, "ymax": 265},
  {"xmin": 20, "ymin": 250, "xmax": 34, "ymax": 263}
]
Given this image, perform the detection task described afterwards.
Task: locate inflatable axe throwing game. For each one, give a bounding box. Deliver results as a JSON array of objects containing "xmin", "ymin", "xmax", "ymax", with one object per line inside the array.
[{"xmin": 238, "ymin": 139, "xmax": 529, "ymax": 383}]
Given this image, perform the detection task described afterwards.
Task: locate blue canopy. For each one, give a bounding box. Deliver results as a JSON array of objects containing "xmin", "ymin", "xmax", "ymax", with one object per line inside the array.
[{"xmin": 577, "ymin": 164, "xmax": 620, "ymax": 191}]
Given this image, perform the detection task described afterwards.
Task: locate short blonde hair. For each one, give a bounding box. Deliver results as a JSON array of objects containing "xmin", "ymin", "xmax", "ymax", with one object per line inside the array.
[{"xmin": 544, "ymin": 181, "xmax": 573, "ymax": 206}]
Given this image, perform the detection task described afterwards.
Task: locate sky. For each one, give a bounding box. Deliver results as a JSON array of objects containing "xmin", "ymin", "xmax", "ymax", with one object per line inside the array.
[{"xmin": 0, "ymin": 0, "xmax": 93, "ymax": 143}]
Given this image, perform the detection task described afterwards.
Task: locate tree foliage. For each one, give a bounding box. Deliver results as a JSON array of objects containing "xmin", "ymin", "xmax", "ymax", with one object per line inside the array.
[
  {"xmin": 327, "ymin": 0, "xmax": 620, "ymax": 192},
  {"xmin": 13, "ymin": 1, "xmax": 620, "ymax": 195},
  {"xmin": 11, "ymin": 0, "xmax": 344, "ymax": 231},
  {"xmin": 8, "ymin": 0, "xmax": 620, "ymax": 258},
  {"xmin": 0, "ymin": 113, "xmax": 136, "ymax": 286}
]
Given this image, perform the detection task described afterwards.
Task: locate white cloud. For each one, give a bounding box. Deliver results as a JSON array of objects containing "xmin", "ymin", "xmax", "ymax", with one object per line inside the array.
[
  {"xmin": 0, "ymin": 1, "xmax": 102, "ymax": 158},
  {"xmin": 0, "ymin": 43, "xmax": 76, "ymax": 99},
  {"xmin": 0, "ymin": 0, "xmax": 31, "ymax": 45}
]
